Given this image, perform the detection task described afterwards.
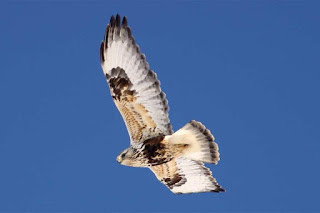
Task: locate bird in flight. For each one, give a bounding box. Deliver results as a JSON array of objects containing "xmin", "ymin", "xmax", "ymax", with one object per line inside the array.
[{"xmin": 100, "ymin": 14, "xmax": 225, "ymax": 194}]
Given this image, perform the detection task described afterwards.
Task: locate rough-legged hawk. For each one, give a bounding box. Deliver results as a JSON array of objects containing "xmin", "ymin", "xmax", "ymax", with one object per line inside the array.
[{"xmin": 100, "ymin": 14, "xmax": 225, "ymax": 194}]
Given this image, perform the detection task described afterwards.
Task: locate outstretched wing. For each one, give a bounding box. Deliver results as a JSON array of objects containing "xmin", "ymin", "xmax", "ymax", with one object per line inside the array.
[
  {"xmin": 100, "ymin": 15, "xmax": 173, "ymax": 143},
  {"xmin": 150, "ymin": 157, "xmax": 225, "ymax": 194}
]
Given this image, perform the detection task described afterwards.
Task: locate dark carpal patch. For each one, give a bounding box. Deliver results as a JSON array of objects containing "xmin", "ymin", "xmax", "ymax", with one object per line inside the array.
[
  {"xmin": 163, "ymin": 173, "xmax": 186, "ymax": 189},
  {"xmin": 108, "ymin": 67, "xmax": 136, "ymax": 101}
]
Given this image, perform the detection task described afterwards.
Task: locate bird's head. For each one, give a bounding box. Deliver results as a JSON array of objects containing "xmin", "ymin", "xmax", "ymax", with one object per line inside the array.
[{"xmin": 116, "ymin": 147, "xmax": 137, "ymax": 166}]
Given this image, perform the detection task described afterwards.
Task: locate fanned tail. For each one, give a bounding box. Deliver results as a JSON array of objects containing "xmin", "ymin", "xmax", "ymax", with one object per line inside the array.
[{"xmin": 168, "ymin": 120, "xmax": 220, "ymax": 164}]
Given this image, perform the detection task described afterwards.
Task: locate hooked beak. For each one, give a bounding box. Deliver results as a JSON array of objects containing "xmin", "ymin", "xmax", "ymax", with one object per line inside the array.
[{"xmin": 116, "ymin": 155, "xmax": 122, "ymax": 164}]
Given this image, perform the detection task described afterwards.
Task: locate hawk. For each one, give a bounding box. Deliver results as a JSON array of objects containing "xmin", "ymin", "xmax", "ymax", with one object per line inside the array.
[{"xmin": 100, "ymin": 14, "xmax": 225, "ymax": 194}]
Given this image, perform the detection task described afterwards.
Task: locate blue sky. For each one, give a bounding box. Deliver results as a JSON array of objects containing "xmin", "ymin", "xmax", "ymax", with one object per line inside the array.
[{"xmin": 1, "ymin": 1, "xmax": 320, "ymax": 212}]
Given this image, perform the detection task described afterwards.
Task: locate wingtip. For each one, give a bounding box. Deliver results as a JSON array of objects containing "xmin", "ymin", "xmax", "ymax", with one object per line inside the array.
[
  {"xmin": 211, "ymin": 187, "xmax": 226, "ymax": 193},
  {"xmin": 110, "ymin": 15, "xmax": 115, "ymax": 27},
  {"xmin": 115, "ymin": 14, "xmax": 121, "ymax": 27},
  {"xmin": 110, "ymin": 14, "xmax": 128, "ymax": 28},
  {"xmin": 122, "ymin": 16, "xmax": 128, "ymax": 26}
]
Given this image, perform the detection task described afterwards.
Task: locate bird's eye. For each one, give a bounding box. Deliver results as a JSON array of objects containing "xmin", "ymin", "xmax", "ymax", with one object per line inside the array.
[{"xmin": 121, "ymin": 153, "xmax": 126, "ymax": 158}]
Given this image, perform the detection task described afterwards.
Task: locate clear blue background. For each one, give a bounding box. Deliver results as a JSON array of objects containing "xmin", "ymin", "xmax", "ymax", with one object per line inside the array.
[{"xmin": 1, "ymin": 1, "xmax": 319, "ymax": 212}]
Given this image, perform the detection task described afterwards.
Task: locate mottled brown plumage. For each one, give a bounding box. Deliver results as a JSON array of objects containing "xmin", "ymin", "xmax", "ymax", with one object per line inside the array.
[{"xmin": 100, "ymin": 14, "xmax": 225, "ymax": 194}]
